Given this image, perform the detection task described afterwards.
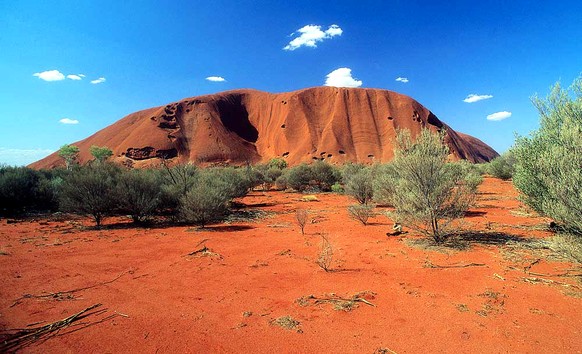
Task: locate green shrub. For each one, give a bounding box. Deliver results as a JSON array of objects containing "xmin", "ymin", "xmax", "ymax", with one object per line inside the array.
[
  {"xmin": 375, "ymin": 129, "xmax": 480, "ymax": 243},
  {"xmin": 340, "ymin": 162, "xmax": 365, "ymax": 184},
  {"xmin": 179, "ymin": 174, "xmax": 231, "ymax": 227},
  {"xmin": 285, "ymin": 164, "xmax": 313, "ymax": 191},
  {"xmin": 59, "ymin": 163, "xmax": 121, "ymax": 226},
  {"xmin": 513, "ymin": 77, "xmax": 582, "ymax": 235},
  {"xmin": 487, "ymin": 150, "xmax": 516, "ymax": 180},
  {"xmin": 159, "ymin": 164, "xmax": 199, "ymax": 212},
  {"xmin": 58, "ymin": 144, "xmax": 80, "ymax": 170},
  {"xmin": 0, "ymin": 166, "xmax": 57, "ymax": 215},
  {"xmin": 206, "ymin": 167, "xmax": 252, "ymax": 199},
  {"xmin": 330, "ymin": 182, "xmax": 344, "ymax": 193},
  {"xmin": 90, "ymin": 145, "xmax": 113, "ymax": 163},
  {"xmin": 117, "ymin": 169, "xmax": 162, "ymax": 223},
  {"xmin": 285, "ymin": 161, "xmax": 340, "ymax": 192},
  {"xmin": 344, "ymin": 167, "xmax": 374, "ymax": 204},
  {"xmin": 310, "ymin": 161, "xmax": 341, "ymax": 191}
]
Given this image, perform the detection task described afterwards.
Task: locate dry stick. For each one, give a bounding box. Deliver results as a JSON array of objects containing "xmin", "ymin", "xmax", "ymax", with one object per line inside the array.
[
  {"xmin": 188, "ymin": 246, "xmax": 210, "ymax": 256},
  {"xmin": 0, "ymin": 303, "xmax": 114, "ymax": 352},
  {"xmin": 527, "ymin": 271, "xmax": 582, "ymax": 278},
  {"xmin": 523, "ymin": 277, "xmax": 582, "ymax": 289},
  {"xmin": 425, "ymin": 261, "xmax": 486, "ymax": 269},
  {"xmin": 11, "ymin": 271, "xmax": 128, "ymax": 307},
  {"xmin": 307, "ymin": 294, "xmax": 376, "ymax": 307}
]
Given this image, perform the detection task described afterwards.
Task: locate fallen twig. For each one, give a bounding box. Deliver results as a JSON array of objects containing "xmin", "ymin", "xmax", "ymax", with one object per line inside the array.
[
  {"xmin": 0, "ymin": 303, "xmax": 116, "ymax": 352},
  {"xmin": 424, "ymin": 260, "xmax": 486, "ymax": 269},
  {"xmin": 297, "ymin": 291, "xmax": 376, "ymax": 311},
  {"xmin": 523, "ymin": 277, "xmax": 582, "ymax": 289},
  {"xmin": 527, "ymin": 271, "xmax": 582, "ymax": 278},
  {"xmin": 11, "ymin": 271, "xmax": 128, "ymax": 307}
]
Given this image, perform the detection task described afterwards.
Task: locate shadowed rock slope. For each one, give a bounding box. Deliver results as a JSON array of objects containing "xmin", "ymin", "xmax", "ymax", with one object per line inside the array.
[{"xmin": 31, "ymin": 87, "xmax": 498, "ymax": 169}]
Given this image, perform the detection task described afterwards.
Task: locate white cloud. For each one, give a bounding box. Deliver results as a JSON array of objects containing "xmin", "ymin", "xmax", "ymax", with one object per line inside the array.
[
  {"xmin": 91, "ymin": 77, "xmax": 106, "ymax": 84},
  {"xmin": 284, "ymin": 24, "xmax": 343, "ymax": 51},
  {"xmin": 395, "ymin": 77, "xmax": 409, "ymax": 83},
  {"xmin": 59, "ymin": 118, "xmax": 79, "ymax": 125},
  {"xmin": 463, "ymin": 94, "xmax": 493, "ymax": 103},
  {"xmin": 324, "ymin": 67, "xmax": 362, "ymax": 88},
  {"xmin": 33, "ymin": 70, "xmax": 65, "ymax": 81},
  {"xmin": 0, "ymin": 148, "xmax": 54, "ymax": 166},
  {"xmin": 67, "ymin": 74, "xmax": 84, "ymax": 80},
  {"xmin": 206, "ymin": 76, "xmax": 226, "ymax": 82},
  {"xmin": 486, "ymin": 111, "xmax": 512, "ymax": 121}
]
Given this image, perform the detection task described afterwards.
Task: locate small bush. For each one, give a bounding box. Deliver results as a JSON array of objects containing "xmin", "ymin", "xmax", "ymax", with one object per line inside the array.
[
  {"xmin": 179, "ymin": 174, "xmax": 231, "ymax": 227},
  {"xmin": 285, "ymin": 161, "xmax": 340, "ymax": 192},
  {"xmin": 331, "ymin": 182, "xmax": 344, "ymax": 193},
  {"xmin": 0, "ymin": 166, "xmax": 57, "ymax": 215},
  {"xmin": 316, "ymin": 235, "xmax": 334, "ymax": 272},
  {"xmin": 513, "ymin": 76, "xmax": 582, "ymax": 235},
  {"xmin": 59, "ymin": 163, "xmax": 121, "ymax": 227},
  {"xmin": 296, "ymin": 209, "xmax": 308, "ymax": 235},
  {"xmin": 159, "ymin": 164, "xmax": 199, "ymax": 212},
  {"xmin": 206, "ymin": 167, "xmax": 252, "ymax": 199},
  {"xmin": 344, "ymin": 167, "xmax": 374, "ymax": 204},
  {"xmin": 117, "ymin": 169, "xmax": 162, "ymax": 223},
  {"xmin": 375, "ymin": 129, "xmax": 480, "ymax": 243},
  {"xmin": 347, "ymin": 204, "xmax": 376, "ymax": 225},
  {"xmin": 487, "ymin": 150, "xmax": 515, "ymax": 180}
]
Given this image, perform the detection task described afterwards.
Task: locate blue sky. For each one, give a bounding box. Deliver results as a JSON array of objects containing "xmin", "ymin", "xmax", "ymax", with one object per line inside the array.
[{"xmin": 1, "ymin": 0, "xmax": 580, "ymax": 166}]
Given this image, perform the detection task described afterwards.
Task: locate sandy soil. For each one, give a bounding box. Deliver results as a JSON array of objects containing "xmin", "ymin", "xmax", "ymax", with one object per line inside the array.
[{"xmin": 1, "ymin": 177, "xmax": 581, "ymax": 353}]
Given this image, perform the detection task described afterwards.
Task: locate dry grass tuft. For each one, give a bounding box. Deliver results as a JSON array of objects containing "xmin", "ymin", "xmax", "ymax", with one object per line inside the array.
[{"xmin": 270, "ymin": 315, "xmax": 301, "ymax": 332}]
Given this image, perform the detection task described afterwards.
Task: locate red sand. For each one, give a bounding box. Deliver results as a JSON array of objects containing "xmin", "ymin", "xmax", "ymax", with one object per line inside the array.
[
  {"xmin": 1, "ymin": 177, "xmax": 581, "ymax": 353},
  {"xmin": 30, "ymin": 87, "xmax": 498, "ymax": 169}
]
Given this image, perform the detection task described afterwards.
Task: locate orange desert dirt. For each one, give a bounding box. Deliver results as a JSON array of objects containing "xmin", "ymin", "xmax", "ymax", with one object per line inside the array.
[
  {"xmin": 30, "ymin": 87, "xmax": 498, "ymax": 169},
  {"xmin": 1, "ymin": 177, "xmax": 581, "ymax": 353}
]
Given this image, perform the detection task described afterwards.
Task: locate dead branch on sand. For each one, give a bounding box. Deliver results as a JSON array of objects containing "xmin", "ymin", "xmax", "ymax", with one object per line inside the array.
[
  {"xmin": 297, "ymin": 291, "xmax": 376, "ymax": 311},
  {"xmin": 522, "ymin": 277, "xmax": 582, "ymax": 289},
  {"xmin": 0, "ymin": 303, "xmax": 117, "ymax": 352},
  {"xmin": 11, "ymin": 271, "xmax": 128, "ymax": 307},
  {"xmin": 424, "ymin": 260, "xmax": 486, "ymax": 269}
]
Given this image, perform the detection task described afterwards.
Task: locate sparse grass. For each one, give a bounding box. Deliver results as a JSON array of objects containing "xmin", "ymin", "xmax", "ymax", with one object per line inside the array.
[
  {"xmin": 546, "ymin": 234, "xmax": 582, "ymax": 263},
  {"xmin": 455, "ymin": 303, "xmax": 469, "ymax": 312},
  {"xmin": 0, "ymin": 248, "xmax": 9, "ymax": 256},
  {"xmin": 270, "ymin": 315, "xmax": 301, "ymax": 332}
]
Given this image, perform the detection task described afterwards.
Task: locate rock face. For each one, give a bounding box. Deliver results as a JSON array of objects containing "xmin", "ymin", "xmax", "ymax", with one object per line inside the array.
[{"xmin": 30, "ymin": 87, "xmax": 498, "ymax": 169}]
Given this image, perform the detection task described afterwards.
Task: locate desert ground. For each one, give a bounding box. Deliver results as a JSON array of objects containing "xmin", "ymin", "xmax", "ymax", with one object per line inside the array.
[{"xmin": 1, "ymin": 177, "xmax": 581, "ymax": 353}]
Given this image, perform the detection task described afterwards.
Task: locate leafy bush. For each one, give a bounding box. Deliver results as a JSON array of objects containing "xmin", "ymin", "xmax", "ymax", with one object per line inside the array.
[
  {"xmin": 179, "ymin": 173, "xmax": 231, "ymax": 227},
  {"xmin": 285, "ymin": 161, "xmax": 340, "ymax": 192},
  {"xmin": 344, "ymin": 167, "xmax": 374, "ymax": 204},
  {"xmin": 59, "ymin": 163, "xmax": 121, "ymax": 226},
  {"xmin": 58, "ymin": 144, "xmax": 80, "ymax": 170},
  {"xmin": 347, "ymin": 204, "xmax": 375, "ymax": 225},
  {"xmin": 206, "ymin": 167, "xmax": 252, "ymax": 199},
  {"xmin": 117, "ymin": 169, "xmax": 162, "ymax": 223},
  {"xmin": 375, "ymin": 129, "xmax": 480, "ymax": 243},
  {"xmin": 331, "ymin": 182, "xmax": 344, "ymax": 193},
  {"xmin": 90, "ymin": 145, "xmax": 113, "ymax": 163},
  {"xmin": 0, "ymin": 166, "xmax": 57, "ymax": 215},
  {"xmin": 340, "ymin": 162, "xmax": 365, "ymax": 184},
  {"xmin": 487, "ymin": 150, "xmax": 516, "ymax": 180},
  {"xmin": 159, "ymin": 164, "xmax": 199, "ymax": 212},
  {"xmin": 513, "ymin": 77, "xmax": 582, "ymax": 235}
]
